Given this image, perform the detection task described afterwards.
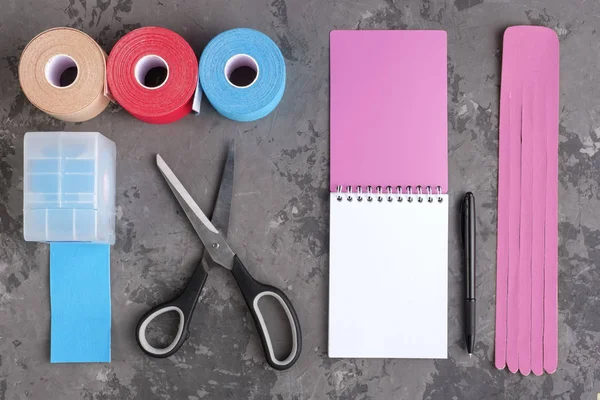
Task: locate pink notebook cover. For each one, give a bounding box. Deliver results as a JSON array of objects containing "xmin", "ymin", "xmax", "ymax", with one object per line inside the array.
[{"xmin": 330, "ymin": 30, "xmax": 448, "ymax": 192}]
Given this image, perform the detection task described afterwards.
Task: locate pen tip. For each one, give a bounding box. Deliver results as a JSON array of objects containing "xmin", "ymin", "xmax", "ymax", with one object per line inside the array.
[{"xmin": 469, "ymin": 353, "xmax": 472, "ymax": 358}]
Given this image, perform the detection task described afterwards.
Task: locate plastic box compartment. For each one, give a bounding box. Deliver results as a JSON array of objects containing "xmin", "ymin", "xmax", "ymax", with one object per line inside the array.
[{"xmin": 23, "ymin": 132, "xmax": 116, "ymax": 244}]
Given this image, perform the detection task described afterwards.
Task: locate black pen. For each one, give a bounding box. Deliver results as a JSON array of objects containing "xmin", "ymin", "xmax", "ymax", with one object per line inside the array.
[{"xmin": 462, "ymin": 192, "xmax": 476, "ymax": 357}]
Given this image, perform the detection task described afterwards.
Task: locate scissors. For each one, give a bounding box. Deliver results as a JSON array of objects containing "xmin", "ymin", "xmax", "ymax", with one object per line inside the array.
[{"xmin": 136, "ymin": 143, "xmax": 302, "ymax": 370}]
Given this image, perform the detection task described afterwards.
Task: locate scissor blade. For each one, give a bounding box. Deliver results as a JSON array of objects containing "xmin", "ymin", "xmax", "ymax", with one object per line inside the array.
[
  {"xmin": 211, "ymin": 141, "xmax": 235, "ymax": 237},
  {"xmin": 156, "ymin": 154, "xmax": 235, "ymax": 270}
]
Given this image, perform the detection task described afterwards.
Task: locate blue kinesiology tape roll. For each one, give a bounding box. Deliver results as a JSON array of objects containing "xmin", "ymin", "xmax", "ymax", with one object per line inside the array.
[{"xmin": 195, "ymin": 28, "xmax": 286, "ymax": 122}]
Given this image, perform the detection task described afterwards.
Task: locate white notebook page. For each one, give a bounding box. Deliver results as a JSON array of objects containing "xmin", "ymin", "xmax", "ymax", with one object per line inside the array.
[{"xmin": 328, "ymin": 193, "xmax": 448, "ymax": 358}]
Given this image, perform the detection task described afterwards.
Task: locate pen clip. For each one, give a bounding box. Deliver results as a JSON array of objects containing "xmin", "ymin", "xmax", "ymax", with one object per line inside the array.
[{"xmin": 461, "ymin": 193, "xmax": 468, "ymax": 248}]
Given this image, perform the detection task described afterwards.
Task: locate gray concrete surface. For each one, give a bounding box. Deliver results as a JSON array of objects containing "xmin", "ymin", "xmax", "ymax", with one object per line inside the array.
[{"xmin": 0, "ymin": 0, "xmax": 598, "ymax": 398}]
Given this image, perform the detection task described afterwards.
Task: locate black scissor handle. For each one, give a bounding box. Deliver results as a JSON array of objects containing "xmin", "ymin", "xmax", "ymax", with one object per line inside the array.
[
  {"xmin": 136, "ymin": 264, "xmax": 208, "ymax": 358},
  {"xmin": 230, "ymin": 255, "xmax": 302, "ymax": 370}
]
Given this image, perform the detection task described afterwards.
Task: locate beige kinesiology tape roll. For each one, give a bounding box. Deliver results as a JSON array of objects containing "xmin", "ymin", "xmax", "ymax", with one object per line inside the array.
[{"xmin": 19, "ymin": 28, "xmax": 111, "ymax": 122}]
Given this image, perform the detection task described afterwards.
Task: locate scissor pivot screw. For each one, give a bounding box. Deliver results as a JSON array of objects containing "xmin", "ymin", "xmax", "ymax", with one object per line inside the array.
[{"xmin": 212, "ymin": 243, "xmax": 219, "ymax": 249}]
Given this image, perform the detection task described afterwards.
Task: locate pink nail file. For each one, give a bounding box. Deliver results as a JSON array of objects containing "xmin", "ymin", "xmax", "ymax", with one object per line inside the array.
[{"xmin": 496, "ymin": 26, "xmax": 559, "ymax": 375}]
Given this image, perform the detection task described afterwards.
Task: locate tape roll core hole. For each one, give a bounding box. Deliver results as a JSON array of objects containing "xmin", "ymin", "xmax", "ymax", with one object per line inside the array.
[
  {"xmin": 224, "ymin": 54, "xmax": 259, "ymax": 88},
  {"xmin": 45, "ymin": 54, "xmax": 79, "ymax": 88},
  {"xmin": 134, "ymin": 55, "xmax": 169, "ymax": 89}
]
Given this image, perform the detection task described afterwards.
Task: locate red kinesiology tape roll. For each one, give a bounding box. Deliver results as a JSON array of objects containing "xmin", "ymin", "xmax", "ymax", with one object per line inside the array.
[{"xmin": 107, "ymin": 27, "xmax": 198, "ymax": 124}]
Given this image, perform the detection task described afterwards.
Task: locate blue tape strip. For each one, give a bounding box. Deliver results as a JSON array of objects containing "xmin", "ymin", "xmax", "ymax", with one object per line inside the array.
[
  {"xmin": 50, "ymin": 243, "xmax": 111, "ymax": 363},
  {"xmin": 197, "ymin": 28, "xmax": 285, "ymax": 122}
]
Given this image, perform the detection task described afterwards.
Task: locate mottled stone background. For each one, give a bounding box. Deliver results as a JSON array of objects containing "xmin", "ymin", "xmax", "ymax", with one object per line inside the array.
[{"xmin": 0, "ymin": 0, "xmax": 597, "ymax": 399}]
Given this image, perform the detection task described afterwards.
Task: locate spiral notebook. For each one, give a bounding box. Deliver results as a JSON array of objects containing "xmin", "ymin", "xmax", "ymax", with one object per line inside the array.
[{"xmin": 328, "ymin": 30, "xmax": 448, "ymax": 358}]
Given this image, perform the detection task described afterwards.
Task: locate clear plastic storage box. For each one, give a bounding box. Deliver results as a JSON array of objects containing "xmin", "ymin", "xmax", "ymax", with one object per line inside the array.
[{"xmin": 23, "ymin": 132, "xmax": 116, "ymax": 244}]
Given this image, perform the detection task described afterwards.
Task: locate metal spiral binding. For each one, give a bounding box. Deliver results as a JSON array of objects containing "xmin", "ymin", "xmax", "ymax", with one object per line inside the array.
[
  {"xmin": 417, "ymin": 186, "xmax": 423, "ymax": 203},
  {"xmin": 396, "ymin": 186, "xmax": 403, "ymax": 202},
  {"xmin": 406, "ymin": 186, "xmax": 413, "ymax": 202},
  {"xmin": 335, "ymin": 185, "xmax": 444, "ymax": 203}
]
